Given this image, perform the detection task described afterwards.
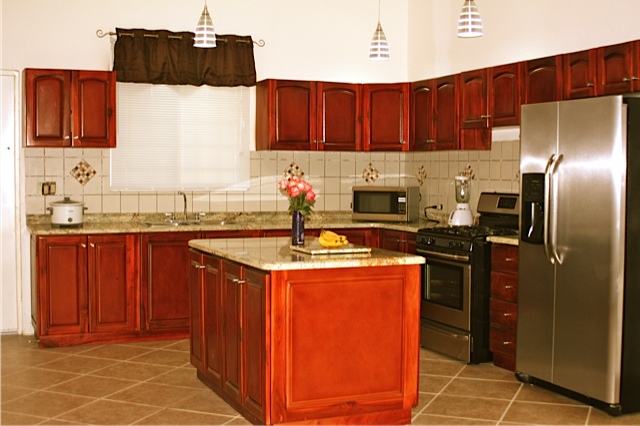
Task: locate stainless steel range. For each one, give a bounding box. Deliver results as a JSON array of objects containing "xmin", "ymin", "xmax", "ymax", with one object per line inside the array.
[{"xmin": 416, "ymin": 192, "xmax": 519, "ymax": 363}]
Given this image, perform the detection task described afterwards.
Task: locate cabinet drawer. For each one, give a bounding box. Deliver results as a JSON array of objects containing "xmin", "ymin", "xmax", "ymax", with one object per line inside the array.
[
  {"xmin": 489, "ymin": 325, "xmax": 516, "ymax": 355},
  {"xmin": 491, "ymin": 245, "xmax": 518, "ymax": 273},
  {"xmin": 490, "ymin": 298, "xmax": 518, "ymax": 329},
  {"xmin": 490, "ymin": 271, "xmax": 518, "ymax": 301}
]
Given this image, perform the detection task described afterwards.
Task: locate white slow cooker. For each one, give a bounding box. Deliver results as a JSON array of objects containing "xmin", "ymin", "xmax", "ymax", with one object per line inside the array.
[{"xmin": 48, "ymin": 197, "xmax": 85, "ymax": 227}]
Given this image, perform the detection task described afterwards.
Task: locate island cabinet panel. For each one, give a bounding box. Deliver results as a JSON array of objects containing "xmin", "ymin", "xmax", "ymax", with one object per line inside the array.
[
  {"xmin": 269, "ymin": 265, "xmax": 420, "ymax": 424},
  {"xmin": 141, "ymin": 232, "xmax": 197, "ymax": 334},
  {"xmin": 362, "ymin": 83, "xmax": 410, "ymax": 151},
  {"xmin": 32, "ymin": 234, "xmax": 138, "ymax": 347}
]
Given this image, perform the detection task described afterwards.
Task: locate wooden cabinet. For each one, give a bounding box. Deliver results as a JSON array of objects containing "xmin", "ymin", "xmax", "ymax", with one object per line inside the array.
[
  {"xmin": 522, "ymin": 56, "xmax": 563, "ymax": 104},
  {"xmin": 459, "ymin": 69, "xmax": 490, "ymax": 150},
  {"xmin": 190, "ymin": 251, "xmax": 269, "ymax": 424},
  {"xmin": 379, "ymin": 229, "xmax": 416, "ymax": 254},
  {"xmin": 31, "ymin": 234, "xmax": 137, "ymax": 346},
  {"xmin": 362, "ymin": 83, "xmax": 410, "ymax": 151},
  {"xmin": 489, "ymin": 63, "xmax": 521, "ymax": 126},
  {"xmin": 563, "ymin": 49, "xmax": 598, "ymax": 99},
  {"xmin": 489, "ymin": 244, "xmax": 519, "ymax": 371},
  {"xmin": 140, "ymin": 232, "xmax": 197, "ymax": 334},
  {"xmin": 597, "ymin": 41, "xmax": 640, "ymax": 95},
  {"xmin": 433, "ymin": 75, "xmax": 460, "ymax": 150},
  {"xmin": 25, "ymin": 69, "xmax": 116, "ymax": 148},
  {"xmin": 337, "ymin": 228, "xmax": 378, "ymax": 247},
  {"xmin": 410, "ymin": 79, "xmax": 435, "ymax": 150},
  {"xmin": 256, "ymin": 79, "xmax": 361, "ymax": 151}
]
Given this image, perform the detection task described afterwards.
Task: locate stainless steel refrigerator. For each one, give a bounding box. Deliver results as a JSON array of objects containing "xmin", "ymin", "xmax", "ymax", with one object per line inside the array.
[{"xmin": 518, "ymin": 95, "xmax": 640, "ymax": 416}]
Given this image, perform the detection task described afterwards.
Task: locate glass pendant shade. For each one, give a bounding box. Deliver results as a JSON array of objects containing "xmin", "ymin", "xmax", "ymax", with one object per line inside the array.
[
  {"xmin": 457, "ymin": 0, "xmax": 483, "ymax": 38},
  {"xmin": 194, "ymin": 3, "xmax": 216, "ymax": 48},
  {"xmin": 369, "ymin": 23, "xmax": 389, "ymax": 60}
]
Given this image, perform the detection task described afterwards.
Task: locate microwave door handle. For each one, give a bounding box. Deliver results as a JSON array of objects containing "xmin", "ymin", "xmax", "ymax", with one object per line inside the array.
[{"xmin": 543, "ymin": 154, "xmax": 556, "ymax": 265}]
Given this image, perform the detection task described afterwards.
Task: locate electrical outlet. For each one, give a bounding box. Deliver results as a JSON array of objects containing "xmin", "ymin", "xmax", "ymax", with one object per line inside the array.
[{"xmin": 39, "ymin": 181, "xmax": 57, "ymax": 196}]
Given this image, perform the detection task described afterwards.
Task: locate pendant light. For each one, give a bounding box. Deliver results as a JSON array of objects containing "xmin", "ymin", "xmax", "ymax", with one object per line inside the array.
[
  {"xmin": 369, "ymin": 0, "xmax": 389, "ymax": 60},
  {"xmin": 194, "ymin": 1, "xmax": 216, "ymax": 48},
  {"xmin": 457, "ymin": 0, "xmax": 483, "ymax": 38}
]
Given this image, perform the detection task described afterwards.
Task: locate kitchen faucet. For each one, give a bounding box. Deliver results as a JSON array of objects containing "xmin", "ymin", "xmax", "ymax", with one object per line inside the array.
[{"xmin": 178, "ymin": 191, "xmax": 187, "ymax": 220}]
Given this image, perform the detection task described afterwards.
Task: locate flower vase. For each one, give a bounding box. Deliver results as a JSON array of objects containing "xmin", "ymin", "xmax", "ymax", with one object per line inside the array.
[{"xmin": 291, "ymin": 210, "xmax": 305, "ymax": 246}]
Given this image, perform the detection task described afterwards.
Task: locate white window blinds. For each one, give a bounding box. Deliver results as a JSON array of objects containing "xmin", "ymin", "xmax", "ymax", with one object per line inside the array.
[{"xmin": 111, "ymin": 82, "xmax": 250, "ymax": 191}]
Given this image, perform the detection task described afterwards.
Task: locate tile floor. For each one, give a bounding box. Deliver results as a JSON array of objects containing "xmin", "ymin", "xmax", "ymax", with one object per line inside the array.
[{"xmin": 2, "ymin": 335, "xmax": 639, "ymax": 425}]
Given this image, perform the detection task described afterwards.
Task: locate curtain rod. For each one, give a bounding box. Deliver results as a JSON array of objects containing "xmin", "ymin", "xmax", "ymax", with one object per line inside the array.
[{"xmin": 96, "ymin": 29, "xmax": 265, "ymax": 47}]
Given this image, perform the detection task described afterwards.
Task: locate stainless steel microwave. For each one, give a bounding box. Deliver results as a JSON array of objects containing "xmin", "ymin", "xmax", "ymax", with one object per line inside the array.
[{"xmin": 352, "ymin": 186, "xmax": 420, "ymax": 222}]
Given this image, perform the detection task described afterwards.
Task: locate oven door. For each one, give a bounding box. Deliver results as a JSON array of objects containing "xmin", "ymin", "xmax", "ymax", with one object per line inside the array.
[{"xmin": 417, "ymin": 249, "xmax": 471, "ymax": 332}]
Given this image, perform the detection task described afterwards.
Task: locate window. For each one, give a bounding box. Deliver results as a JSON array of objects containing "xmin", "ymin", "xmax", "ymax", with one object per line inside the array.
[{"xmin": 111, "ymin": 82, "xmax": 251, "ymax": 191}]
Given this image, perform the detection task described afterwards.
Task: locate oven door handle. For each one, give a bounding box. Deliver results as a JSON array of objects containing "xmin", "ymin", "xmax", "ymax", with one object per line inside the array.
[{"xmin": 416, "ymin": 248, "xmax": 470, "ymax": 263}]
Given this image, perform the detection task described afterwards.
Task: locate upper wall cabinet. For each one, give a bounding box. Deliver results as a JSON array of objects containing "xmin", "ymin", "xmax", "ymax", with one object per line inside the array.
[
  {"xmin": 433, "ymin": 75, "xmax": 460, "ymax": 150},
  {"xmin": 521, "ymin": 56, "xmax": 563, "ymax": 104},
  {"xmin": 255, "ymin": 80, "xmax": 361, "ymax": 151},
  {"xmin": 489, "ymin": 63, "xmax": 522, "ymax": 126},
  {"xmin": 459, "ymin": 69, "xmax": 490, "ymax": 150},
  {"xmin": 410, "ymin": 79, "xmax": 435, "ymax": 151},
  {"xmin": 597, "ymin": 41, "xmax": 640, "ymax": 95},
  {"xmin": 362, "ymin": 83, "xmax": 410, "ymax": 151},
  {"xmin": 563, "ymin": 49, "xmax": 598, "ymax": 99},
  {"xmin": 25, "ymin": 69, "xmax": 116, "ymax": 148}
]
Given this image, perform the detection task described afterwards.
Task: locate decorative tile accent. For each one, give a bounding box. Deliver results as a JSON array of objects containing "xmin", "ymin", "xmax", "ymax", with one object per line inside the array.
[
  {"xmin": 283, "ymin": 162, "xmax": 305, "ymax": 180},
  {"xmin": 416, "ymin": 165, "xmax": 428, "ymax": 186},
  {"xmin": 361, "ymin": 163, "xmax": 379, "ymax": 184},
  {"xmin": 70, "ymin": 159, "xmax": 97, "ymax": 186}
]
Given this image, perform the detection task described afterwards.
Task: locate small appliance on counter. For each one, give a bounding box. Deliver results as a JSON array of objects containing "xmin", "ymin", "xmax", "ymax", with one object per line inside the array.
[
  {"xmin": 47, "ymin": 197, "xmax": 85, "ymax": 227},
  {"xmin": 448, "ymin": 175, "xmax": 474, "ymax": 226},
  {"xmin": 352, "ymin": 185, "xmax": 420, "ymax": 222}
]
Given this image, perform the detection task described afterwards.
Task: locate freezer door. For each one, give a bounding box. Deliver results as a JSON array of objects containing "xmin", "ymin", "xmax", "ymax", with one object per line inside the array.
[
  {"xmin": 552, "ymin": 96, "xmax": 625, "ymax": 404},
  {"xmin": 517, "ymin": 102, "xmax": 558, "ymax": 383}
]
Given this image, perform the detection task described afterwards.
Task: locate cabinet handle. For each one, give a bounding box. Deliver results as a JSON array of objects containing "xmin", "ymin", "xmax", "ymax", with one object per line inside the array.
[
  {"xmin": 426, "ymin": 139, "xmax": 435, "ymax": 144},
  {"xmin": 400, "ymin": 140, "xmax": 407, "ymax": 145},
  {"xmin": 89, "ymin": 243, "xmax": 95, "ymax": 248},
  {"xmin": 80, "ymin": 243, "xmax": 87, "ymax": 248},
  {"xmin": 191, "ymin": 260, "xmax": 205, "ymax": 269},
  {"xmin": 503, "ymin": 312, "xmax": 512, "ymax": 317},
  {"xmin": 586, "ymin": 82, "xmax": 595, "ymax": 87},
  {"xmin": 233, "ymin": 278, "xmax": 246, "ymax": 285},
  {"xmin": 504, "ymin": 285, "xmax": 513, "ymax": 289},
  {"xmin": 504, "ymin": 257, "xmax": 514, "ymax": 262},
  {"xmin": 623, "ymin": 77, "xmax": 639, "ymax": 82},
  {"xmin": 503, "ymin": 341, "xmax": 513, "ymax": 346},
  {"xmin": 480, "ymin": 115, "xmax": 492, "ymax": 119}
]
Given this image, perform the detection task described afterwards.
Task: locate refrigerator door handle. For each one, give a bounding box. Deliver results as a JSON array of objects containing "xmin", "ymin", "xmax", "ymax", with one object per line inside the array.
[
  {"xmin": 543, "ymin": 154, "xmax": 557, "ymax": 264},
  {"xmin": 550, "ymin": 154, "xmax": 564, "ymax": 264}
]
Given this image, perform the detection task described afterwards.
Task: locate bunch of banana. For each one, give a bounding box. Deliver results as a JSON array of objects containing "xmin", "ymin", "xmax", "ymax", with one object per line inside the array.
[{"xmin": 318, "ymin": 230, "xmax": 349, "ymax": 248}]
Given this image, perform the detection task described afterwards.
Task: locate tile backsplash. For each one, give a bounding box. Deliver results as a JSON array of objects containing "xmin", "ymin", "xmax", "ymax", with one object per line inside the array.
[{"xmin": 23, "ymin": 139, "xmax": 520, "ymax": 218}]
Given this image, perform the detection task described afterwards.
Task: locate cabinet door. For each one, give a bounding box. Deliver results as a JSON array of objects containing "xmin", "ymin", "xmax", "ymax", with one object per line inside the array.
[
  {"xmin": 221, "ymin": 260, "xmax": 243, "ymax": 405},
  {"xmin": 36, "ymin": 235, "xmax": 88, "ymax": 336},
  {"xmin": 362, "ymin": 83, "xmax": 410, "ymax": 151},
  {"xmin": 410, "ymin": 79, "xmax": 435, "ymax": 151},
  {"xmin": 140, "ymin": 232, "xmax": 197, "ymax": 331},
  {"xmin": 459, "ymin": 69, "xmax": 490, "ymax": 150},
  {"xmin": 379, "ymin": 229, "xmax": 415, "ymax": 253},
  {"xmin": 204, "ymin": 255, "xmax": 224, "ymax": 387},
  {"xmin": 316, "ymin": 82, "xmax": 361, "ymax": 151},
  {"xmin": 433, "ymin": 75, "xmax": 460, "ymax": 150},
  {"xmin": 563, "ymin": 49, "xmax": 598, "ymax": 99},
  {"xmin": 522, "ymin": 56, "xmax": 563, "ymax": 104},
  {"xmin": 72, "ymin": 71, "xmax": 116, "ymax": 148},
  {"xmin": 87, "ymin": 235, "xmax": 137, "ymax": 333},
  {"xmin": 256, "ymin": 79, "xmax": 316, "ymax": 150},
  {"xmin": 489, "ymin": 63, "xmax": 521, "ymax": 126},
  {"xmin": 189, "ymin": 251, "xmax": 206, "ymax": 373},
  {"xmin": 597, "ymin": 41, "xmax": 640, "ymax": 95},
  {"xmin": 25, "ymin": 69, "xmax": 72, "ymax": 147},
  {"xmin": 242, "ymin": 267, "xmax": 269, "ymax": 421},
  {"xmin": 338, "ymin": 228, "xmax": 377, "ymax": 247}
]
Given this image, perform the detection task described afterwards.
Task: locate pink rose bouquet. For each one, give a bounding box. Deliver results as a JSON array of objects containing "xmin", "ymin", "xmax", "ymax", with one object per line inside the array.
[{"xmin": 278, "ymin": 176, "xmax": 316, "ymax": 216}]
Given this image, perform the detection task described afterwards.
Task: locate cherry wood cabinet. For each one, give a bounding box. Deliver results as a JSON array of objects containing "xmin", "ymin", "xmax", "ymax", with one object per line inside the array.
[
  {"xmin": 459, "ymin": 69, "xmax": 490, "ymax": 150},
  {"xmin": 379, "ymin": 229, "xmax": 416, "ymax": 254},
  {"xmin": 410, "ymin": 79, "xmax": 436, "ymax": 150},
  {"xmin": 433, "ymin": 75, "xmax": 460, "ymax": 150},
  {"xmin": 489, "ymin": 244, "xmax": 519, "ymax": 371},
  {"xmin": 25, "ymin": 69, "xmax": 116, "ymax": 148},
  {"xmin": 489, "ymin": 63, "xmax": 522, "ymax": 126},
  {"xmin": 31, "ymin": 234, "xmax": 137, "ymax": 347},
  {"xmin": 256, "ymin": 79, "xmax": 361, "ymax": 151},
  {"xmin": 521, "ymin": 56, "xmax": 563, "ymax": 104},
  {"xmin": 597, "ymin": 41, "xmax": 640, "ymax": 95},
  {"xmin": 563, "ymin": 49, "xmax": 598, "ymax": 99},
  {"xmin": 362, "ymin": 83, "xmax": 410, "ymax": 151},
  {"xmin": 190, "ymin": 251, "xmax": 269, "ymax": 424}
]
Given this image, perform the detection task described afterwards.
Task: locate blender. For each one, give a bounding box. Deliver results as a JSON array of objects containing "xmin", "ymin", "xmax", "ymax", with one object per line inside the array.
[{"xmin": 448, "ymin": 175, "xmax": 474, "ymax": 226}]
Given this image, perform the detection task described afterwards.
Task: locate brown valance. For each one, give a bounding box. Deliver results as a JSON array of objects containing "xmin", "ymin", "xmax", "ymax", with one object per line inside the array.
[{"xmin": 113, "ymin": 28, "xmax": 257, "ymax": 87}]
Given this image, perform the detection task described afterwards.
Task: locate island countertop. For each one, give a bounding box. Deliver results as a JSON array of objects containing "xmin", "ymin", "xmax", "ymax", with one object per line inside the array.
[{"xmin": 188, "ymin": 236, "xmax": 425, "ymax": 271}]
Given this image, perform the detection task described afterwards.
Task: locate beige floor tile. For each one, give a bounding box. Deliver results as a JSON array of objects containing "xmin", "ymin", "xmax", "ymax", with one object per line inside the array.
[
  {"xmin": 412, "ymin": 413, "xmax": 496, "ymax": 425},
  {"xmin": 502, "ymin": 400, "xmax": 590, "ymax": 425},
  {"xmin": 169, "ymin": 389, "xmax": 241, "ymax": 416},
  {"xmin": 78, "ymin": 344, "xmax": 155, "ymax": 361},
  {"xmin": 1, "ymin": 367, "xmax": 80, "ymax": 390},
  {"xmin": 423, "ymin": 394, "xmax": 511, "ymax": 421},
  {"xmin": 133, "ymin": 408, "xmax": 237, "ymax": 425},
  {"xmin": 516, "ymin": 383, "xmax": 586, "ymax": 405},
  {"xmin": 0, "ymin": 410, "xmax": 50, "ymax": 425},
  {"xmin": 588, "ymin": 408, "xmax": 640, "ymax": 425},
  {"xmin": 442, "ymin": 377, "xmax": 521, "ymax": 400},
  {"xmin": 128, "ymin": 348, "xmax": 191, "ymax": 367},
  {"xmin": 419, "ymin": 358, "xmax": 465, "ymax": 377},
  {"xmin": 458, "ymin": 362, "xmax": 517, "ymax": 381},
  {"xmin": 56, "ymin": 399, "xmax": 162, "ymax": 425},
  {"xmin": 162, "ymin": 339, "xmax": 191, "ymax": 352},
  {"xmin": 105, "ymin": 381, "xmax": 198, "ymax": 407},
  {"xmin": 419, "ymin": 374, "xmax": 452, "ymax": 394},
  {"xmin": 89, "ymin": 360, "xmax": 173, "ymax": 381},
  {"xmin": 46, "ymin": 374, "xmax": 138, "ymax": 398},
  {"xmin": 120, "ymin": 339, "xmax": 185, "ymax": 349},
  {"xmin": 1, "ymin": 389, "xmax": 95, "ymax": 418},
  {"xmin": 0, "ymin": 384, "xmax": 36, "ymax": 403},
  {"xmin": 148, "ymin": 365, "xmax": 208, "ymax": 389},
  {"xmin": 36, "ymin": 354, "xmax": 118, "ymax": 374},
  {"xmin": 412, "ymin": 393, "xmax": 436, "ymax": 414}
]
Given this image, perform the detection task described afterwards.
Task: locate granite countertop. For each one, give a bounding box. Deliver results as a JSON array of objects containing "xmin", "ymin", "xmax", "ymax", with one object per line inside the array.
[
  {"xmin": 26, "ymin": 211, "xmax": 443, "ymax": 236},
  {"xmin": 189, "ymin": 237, "xmax": 426, "ymax": 271},
  {"xmin": 487, "ymin": 235, "xmax": 519, "ymax": 246}
]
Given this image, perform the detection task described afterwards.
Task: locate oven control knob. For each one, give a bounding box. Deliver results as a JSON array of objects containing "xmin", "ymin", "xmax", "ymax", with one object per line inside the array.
[{"xmin": 427, "ymin": 237, "xmax": 435, "ymax": 245}]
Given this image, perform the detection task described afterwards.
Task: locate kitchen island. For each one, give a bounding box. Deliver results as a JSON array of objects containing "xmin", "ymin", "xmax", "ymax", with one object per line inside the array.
[{"xmin": 188, "ymin": 236, "xmax": 424, "ymax": 425}]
